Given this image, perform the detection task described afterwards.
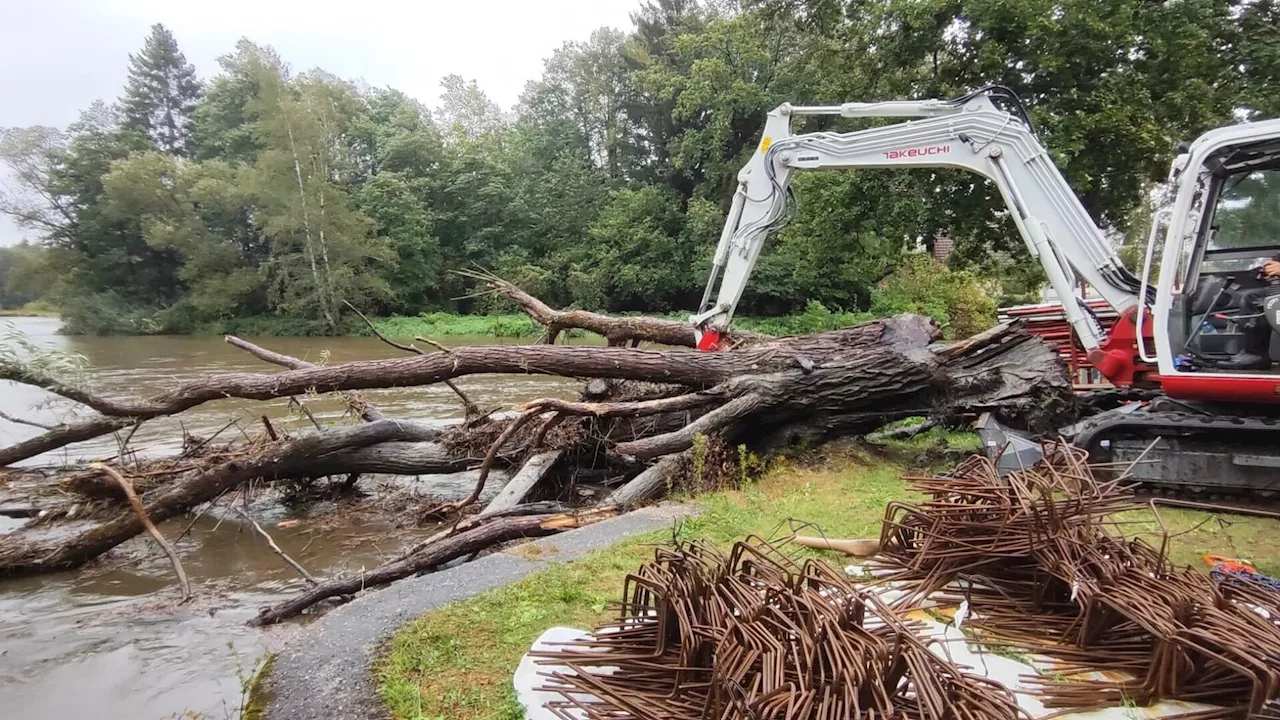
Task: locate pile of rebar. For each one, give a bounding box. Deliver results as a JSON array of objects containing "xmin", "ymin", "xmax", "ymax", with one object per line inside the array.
[
  {"xmin": 875, "ymin": 444, "xmax": 1280, "ymax": 719},
  {"xmin": 532, "ymin": 538, "xmax": 1027, "ymax": 720}
]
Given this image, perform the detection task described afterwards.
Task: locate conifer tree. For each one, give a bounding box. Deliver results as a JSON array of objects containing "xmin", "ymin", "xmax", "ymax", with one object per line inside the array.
[{"xmin": 120, "ymin": 24, "xmax": 203, "ymax": 156}]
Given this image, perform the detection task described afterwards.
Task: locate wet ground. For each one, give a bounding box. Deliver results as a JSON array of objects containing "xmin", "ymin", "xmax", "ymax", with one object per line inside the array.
[{"xmin": 0, "ymin": 317, "xmax": 580, "ymax": 719}]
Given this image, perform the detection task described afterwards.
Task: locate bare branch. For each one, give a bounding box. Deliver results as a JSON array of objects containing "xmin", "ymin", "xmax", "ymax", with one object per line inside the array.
[
  {"xmin": 95, "ymin": 464, "xmax": 192, "ymax": 602},
  {"xmin": 225, "ymin": 335, "xmax": 383, "ymax": 422},
  {"xmin": 0, "ymin": 410, "xmax": 53, "ymax": 430},
  {"xmin": 342, "ymin": 299, "xmax": 480, "ymax": 418},
  {"xmin": 234, "ymin": 508, "xmax": 319, "ymax": 586}
]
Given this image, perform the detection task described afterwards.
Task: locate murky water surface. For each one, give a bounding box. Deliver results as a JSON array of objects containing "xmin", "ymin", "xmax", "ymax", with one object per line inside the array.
[{"xmin": 0, "ymin": 317, "xmax": 580, "ymax": 719}]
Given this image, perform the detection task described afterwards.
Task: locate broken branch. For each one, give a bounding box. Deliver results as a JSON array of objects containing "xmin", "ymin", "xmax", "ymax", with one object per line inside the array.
[
  {"xmin": 234, "ymin": 507, "xmax": 319, "ymax": 586},
  {"xmin": 95, "ymin": 463, "xmax": 192, "ymax": 601}
]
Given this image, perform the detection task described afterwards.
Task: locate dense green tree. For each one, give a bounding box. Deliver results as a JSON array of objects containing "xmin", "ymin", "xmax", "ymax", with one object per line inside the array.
[
  {"xmin": 0, "ymin": 243, "xmax": 52, "ymax": 309},
  {"xmin": 1, "ymin": 1, "xmax": 1276, "ymax": 334},
  {"xmin": 1238, "ymin": 0, "xmax": 1280, "ymax": 119},
  {"xmin": 120, "ymin": 24, "xmax": 204, "ymax": 156},
  {"xmin": 101, "ymin": 153, "xmax": 267, "ymax": 321},
  {"xmin": 191, "ymin": 40, "xmax": 271, "ymax": 163},
  {"xmin": 245, "ymin": 51, "xmax": 392, "ymax": 327}
]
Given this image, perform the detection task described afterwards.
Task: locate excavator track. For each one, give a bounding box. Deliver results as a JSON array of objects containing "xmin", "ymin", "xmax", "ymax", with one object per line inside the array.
[{"xmin": 1067, "ymin": 408, "xmax": 1280, "ymax": 497}]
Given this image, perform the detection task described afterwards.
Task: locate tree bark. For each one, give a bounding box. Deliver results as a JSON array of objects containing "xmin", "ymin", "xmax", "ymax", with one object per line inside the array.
[
  {"xmin": 481, "ymin": 450, "xmax": 564, "ymax": 514},
  {"xmin": 605, "ymin": 450, "xmax": 692, "ymax": 509},
  {"xmin": 225, "ymin": 335, "xmax": 384, "ymax": 421}
]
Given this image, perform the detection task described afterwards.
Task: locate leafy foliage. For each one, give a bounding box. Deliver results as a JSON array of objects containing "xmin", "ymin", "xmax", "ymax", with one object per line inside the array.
[{"xmin": 1, "ymin": 3, "xmax": 1276, "ymax": 334}]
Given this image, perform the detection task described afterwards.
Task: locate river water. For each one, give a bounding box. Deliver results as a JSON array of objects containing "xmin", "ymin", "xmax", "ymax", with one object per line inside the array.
[{"xmin": 0, "ymin": 316, "xmax": 582, "ymax": 719}]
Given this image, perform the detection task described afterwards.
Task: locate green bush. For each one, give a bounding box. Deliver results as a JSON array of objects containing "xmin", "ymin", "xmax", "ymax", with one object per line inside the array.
[
  {"xmin": 869, "ymin": 254, "xmax": 998, "ymax": 339},
  {"xmin": 736, "ymin": 301, "xmax": 872, "ymax": 336},
  {"xmin": 58, "ymin": 292, "xmax": 165, "ymax": 336},
  {"xmin": 375, "ymin": 313, "xmax": 541, "ymax": 338}
]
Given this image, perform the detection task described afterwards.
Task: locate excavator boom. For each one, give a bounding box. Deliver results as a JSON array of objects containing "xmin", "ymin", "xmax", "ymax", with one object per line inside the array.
[{"xmin": 694, "ymin": 87, "xmax": 1141, "ymax": 354}]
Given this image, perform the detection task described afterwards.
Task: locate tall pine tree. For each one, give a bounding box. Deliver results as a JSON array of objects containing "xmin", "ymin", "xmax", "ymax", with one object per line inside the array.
[{"xmin": 121, "ymin": 24, "xmax": 203, "ymax": 156}]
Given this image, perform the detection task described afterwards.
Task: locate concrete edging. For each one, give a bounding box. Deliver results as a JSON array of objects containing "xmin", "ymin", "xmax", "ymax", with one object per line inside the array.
[{"xmin": 262, "ymin": 503, "xmax": 693, "ymax": 720}]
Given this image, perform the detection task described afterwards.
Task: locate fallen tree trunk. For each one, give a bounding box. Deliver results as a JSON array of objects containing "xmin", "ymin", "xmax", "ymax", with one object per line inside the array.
[
  {"xmin": 605, "ymin": 450, "xmax": 692, "ymax": 509},
  {"xmin": 482, "ymin": 273, "xmax": 769, "ymax": 348},
  {"xmin": 225, "ymin": 335, "xmax": 384, "ymax": 422},
  {"xmin": 0, "ymin": 420, "xmax": 445, "ymax": 575},
  {"xmin": 0, "ymin": 315, "xmax": 936, "ymax": 467},
  {"xmin": 482, "ymin": 450, "xmax": 564, "ymax": 514}
]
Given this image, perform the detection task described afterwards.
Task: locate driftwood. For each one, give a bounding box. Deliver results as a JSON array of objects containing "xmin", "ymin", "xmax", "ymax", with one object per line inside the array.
[
  {"xmin": 235, "ymin": 507, "xmax": 320, "ymax": 586},
  {"xmin": 250, "ymin": 508, "xmax": 612, "ymax": 625},
  {"xmin": 0, "ymin": 279, "xmax": 1075, "ymax": 621},
  {"xmin": 482, "ymin": 450, "xmax": 564, "ymax": 515},
  {"xmin": 96, "ymin": 463, "xmax": 192, "ymax": 601}
]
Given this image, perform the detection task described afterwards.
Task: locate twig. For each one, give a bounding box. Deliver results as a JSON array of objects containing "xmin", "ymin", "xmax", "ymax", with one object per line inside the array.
[
  {"xmin": 414, "ymin": 336, "xmax": 454, "ymax": 354},
  {"xmin": 103, "ymin": 421, "xmax": 141, "ymax": 465},
  {"xmin": 177, "ymin": 417, "xmax": 239, "ymax": 461},
  {"xmin": 0, "ymin": 410, "xmax": 54, "ymax": 430},
  {"xmin": 288, "ymin": 397, "xmax": 323, "ymax": 431},
  {"xmin": 342, "ymin": 299, "xmax": 480, "ymax": 418},
  {"xmin": 94, "ymin": 463, "xmax": 192, "ymax": 602},
  {"xmin": 234, "ymin": 508, "xmax": 319, "ymax": 585},
  {"xmin": 260, "ymin": 415, "xmax": 279, "ymax": 441},
  {"xmin": 173, "ymin": 490, "xmax": 228, "ymax": 545}
]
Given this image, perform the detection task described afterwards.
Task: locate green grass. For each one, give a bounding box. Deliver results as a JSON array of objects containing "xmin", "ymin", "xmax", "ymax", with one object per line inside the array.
[
  {"xmin": 0, "ymin": 300, "xmax": 58, "ymax": 317},
  {"xmin": 375, "ymin": 440, "xmax": 1280, "ymax": 720},
  {"xmin": 377, "ymin": 444, "xmax": 909, "ymax": 720},
  {"xmin": 45, "ymin": 304, "xmax": 884, "ymax": 339},
  {"xmin": 374, "ymin": 313, "xmax": 543, "ymax": 339},
  {"xmin": 371, "ymin": 309, "xmax": 880, "ymax": 341}
]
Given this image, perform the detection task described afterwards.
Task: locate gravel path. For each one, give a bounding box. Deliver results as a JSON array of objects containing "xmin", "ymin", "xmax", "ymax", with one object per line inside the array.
[{"xmin": 262, "ymin": 503, "xmax": 693, "ymax": 720}]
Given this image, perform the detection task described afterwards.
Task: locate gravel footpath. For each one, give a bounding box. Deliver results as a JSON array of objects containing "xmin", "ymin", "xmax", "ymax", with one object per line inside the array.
[{"xmin": 261, "ymin": 503, "xmax": 693, "ymax": 720}]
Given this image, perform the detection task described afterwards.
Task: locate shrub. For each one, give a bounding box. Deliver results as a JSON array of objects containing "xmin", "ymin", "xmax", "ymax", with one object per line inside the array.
[{"xmin": 870, "ymin": 254, "xmax": 997, "ymax": 338}]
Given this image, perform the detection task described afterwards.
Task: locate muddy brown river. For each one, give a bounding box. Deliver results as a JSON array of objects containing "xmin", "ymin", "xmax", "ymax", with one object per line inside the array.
[{"xmin": 0, "ymin": 316, "xmax": 582, "ymax": 719}]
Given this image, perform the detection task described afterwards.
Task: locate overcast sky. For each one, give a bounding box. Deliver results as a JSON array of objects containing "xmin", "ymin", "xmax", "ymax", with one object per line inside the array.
[{"xmin": 0, "ymin": 0, "xmax": 640, "ymax": 245}]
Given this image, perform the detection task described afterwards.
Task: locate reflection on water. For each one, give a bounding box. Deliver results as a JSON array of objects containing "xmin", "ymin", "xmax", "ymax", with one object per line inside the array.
[{"xmin": 0, "ymin": 317, "xmax": 584, "ymax": 719}]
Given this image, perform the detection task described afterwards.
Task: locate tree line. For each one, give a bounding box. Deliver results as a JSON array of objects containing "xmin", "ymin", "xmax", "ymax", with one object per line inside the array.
[{"xmin": 1, "ymin": 0, "xmax": 1276, "ymax": 335}]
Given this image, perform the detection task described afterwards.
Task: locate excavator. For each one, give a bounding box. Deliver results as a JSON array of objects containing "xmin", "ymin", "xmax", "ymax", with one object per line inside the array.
[{"xmin": 689, "ymin": 86, "xmax": 1280, "ymax": 493}]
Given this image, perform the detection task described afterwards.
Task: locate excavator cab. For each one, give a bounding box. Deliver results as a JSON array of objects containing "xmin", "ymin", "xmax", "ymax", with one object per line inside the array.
[
  {"xmin": 1177, "ymin": 160, "xmax": 1280, "ymax": 372},
  {"xmin": 1154, "ymin": 134, "xmax": 1280, "ymax": 389}
]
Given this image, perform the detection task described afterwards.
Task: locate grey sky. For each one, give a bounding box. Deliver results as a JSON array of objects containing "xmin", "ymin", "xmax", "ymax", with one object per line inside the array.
[{"xmin": 0, "ymin": 0, "xmax": 640, "ymax": 245}]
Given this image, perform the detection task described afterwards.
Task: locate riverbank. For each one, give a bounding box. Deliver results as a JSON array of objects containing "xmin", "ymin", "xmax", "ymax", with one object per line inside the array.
[
  {"xmin": 373, "ymin": 439, "xmax": 1280, "ymax": 720},
  {"xmin": 0, "ymin": 302, "xmax": 57, "ymax": 318},
  {"xmin": 29, "ymin": 304, "xmax": 876, "ymax": 339}
]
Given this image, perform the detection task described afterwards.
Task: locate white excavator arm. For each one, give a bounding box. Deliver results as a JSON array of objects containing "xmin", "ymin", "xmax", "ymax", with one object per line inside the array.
[{"xmin": 693, "ymin": 88, "xmax": 1142, "ymax": 350}]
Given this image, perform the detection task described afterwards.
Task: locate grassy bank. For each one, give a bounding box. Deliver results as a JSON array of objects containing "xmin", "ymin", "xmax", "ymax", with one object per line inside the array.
[
  {"xmin": 375, "ymin": 436, "xmax": 1280, "ymax": 720},
  {"xmin": 42, "ymin": 297, "xmax": 879, "ymax": 338},
  {"xmin": 0, "ymin": 301, "xmax": 58, "ymax": 317},
  {"xmin": 372, "ymin": 304, "xmax": 874, "ymax": 340}
]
